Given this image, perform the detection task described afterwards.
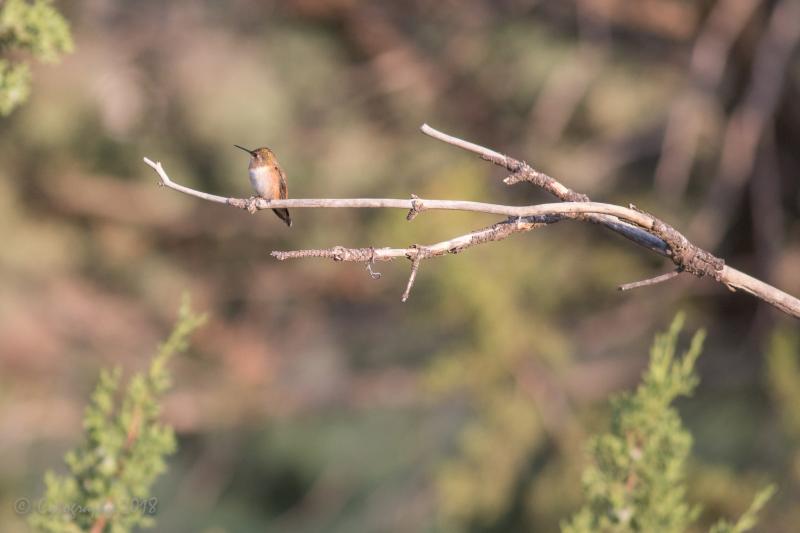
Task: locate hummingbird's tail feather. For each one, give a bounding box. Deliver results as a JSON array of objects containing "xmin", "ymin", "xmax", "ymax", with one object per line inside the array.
[{"xmin": 272, "ymin": 208, "xmax": 292, "ymax": 227}]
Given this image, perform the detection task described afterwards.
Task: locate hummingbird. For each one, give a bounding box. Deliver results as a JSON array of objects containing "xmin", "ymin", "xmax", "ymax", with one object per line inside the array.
[{"xmin": 234, "ymin": 144, "xmax": 292, "ymax": 227}]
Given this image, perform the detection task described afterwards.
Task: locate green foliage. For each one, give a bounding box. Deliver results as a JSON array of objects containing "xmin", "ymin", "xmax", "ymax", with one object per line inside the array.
[
  {"xmin": 0, "ymin": 58, "xmax": 30, "ymax": 114},
  {"xmin": 0, "ymin": 0, "xmax": 72, "ymax": 115},
  {"xmin": 435, "ymin": 387, "xmax": 545, "ymax": 528},
  {"xmin": 29, "ymin": 297, "xmax": 206, "ymax": 533},
  {"xmin": 765, "ymin": 326, "xmax": 800, "ymax": 501},
  {"xmin": 418, "ymin": 175, "xmax": 574, "ymax": 529},
  {"xmin": 562, "ymin": 315, "xmax": 775, "ymax": 533},
  {"xmin": 708, "ymin": 485, "xmax": 776, "ymax": 533},
  {"xmin": 766, "ymin": 328, "xmax": 800, "ymax": 440},
  {"xmin": 562, "ymin": 315, "xmax": 704, "ymax": 533}
]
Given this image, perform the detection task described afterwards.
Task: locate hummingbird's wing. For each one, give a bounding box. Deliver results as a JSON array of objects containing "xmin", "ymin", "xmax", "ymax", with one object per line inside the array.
[
  {"xmin": 271, "ymin": 163, "xmax": 292, "ymax": 227},
  {"xmin": 276, "ymin": 164, "xmax": 289, "ymax": 200}
]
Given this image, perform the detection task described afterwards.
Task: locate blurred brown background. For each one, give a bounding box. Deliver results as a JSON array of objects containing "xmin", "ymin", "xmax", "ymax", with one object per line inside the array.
[{"xmin": 2, "ymin": 0, "xmax": 800, "ymax": 531}]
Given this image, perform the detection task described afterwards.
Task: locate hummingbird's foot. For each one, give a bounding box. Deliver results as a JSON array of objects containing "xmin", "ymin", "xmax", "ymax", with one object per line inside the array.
[{"xmin": 246, "ymin": 196, "xmax": 258, "ymax": 214}]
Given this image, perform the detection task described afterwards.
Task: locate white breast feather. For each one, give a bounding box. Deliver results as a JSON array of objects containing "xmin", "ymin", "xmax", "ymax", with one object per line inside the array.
[{"xmin": 249, "ymin": 166, "xmax": 268, "ymax": 197}]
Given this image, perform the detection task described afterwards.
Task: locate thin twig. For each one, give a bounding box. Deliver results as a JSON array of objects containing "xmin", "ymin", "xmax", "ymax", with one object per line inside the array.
[
  {"xmin": 143, "ymin": 157, "xmax": 658, "ymax": 227},
  {"xmin": 145, "ymin": 157, "xmax": 231, "ymax": 205},
  {"xmin": 271, "ymin": 218, "xmax": 549, "ymax": 263},
  {"xmin": 419, "ymin": 125, "xmax": 669, "ymax": 255},
  {"xmin": 271, "ymin": 217, "xmax": 553, "ymax": 301},
  {"xmin": 402, "ymin": 249, "xmax": 425, "ymax": 303},
  {"xmin": 618, "ymin": 270, "xmax": 682, "ymax": 291}
]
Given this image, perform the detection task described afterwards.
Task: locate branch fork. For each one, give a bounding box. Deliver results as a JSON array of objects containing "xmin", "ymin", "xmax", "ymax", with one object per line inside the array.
[
  {"xmin": 402, "ymin": 245, "xmax": 431, "ymax": 302},
  {"xmin": 406, "ymin": 194, "xmax": 425, "ymax": 221}
]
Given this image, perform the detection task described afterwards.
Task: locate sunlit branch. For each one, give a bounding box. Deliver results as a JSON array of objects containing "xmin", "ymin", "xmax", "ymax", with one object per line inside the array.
[{"xmin": 144, "ymin": 126, "xmax": 800, "ymax": 318}]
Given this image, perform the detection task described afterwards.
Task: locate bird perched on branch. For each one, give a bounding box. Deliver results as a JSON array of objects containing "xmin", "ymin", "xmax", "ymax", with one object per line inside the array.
[{"xmin": 234, "ymin": 144, "xmax": 292, "ymax": 227}]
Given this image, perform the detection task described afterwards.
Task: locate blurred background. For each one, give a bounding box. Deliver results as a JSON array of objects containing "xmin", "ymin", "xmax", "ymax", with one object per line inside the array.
[{"xmin": 1, "ymin": 0, "xmax": 800, "ymax": 531}]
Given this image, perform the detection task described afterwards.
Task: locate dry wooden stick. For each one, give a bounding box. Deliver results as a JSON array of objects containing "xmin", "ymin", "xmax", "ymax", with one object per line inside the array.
[
  {"xmin": 272, "ymin": 216, "xmax": 556, "ymax": 301},
  {"xmin": 618, "ymin": 270, "xmax": 682, "ymax": 292},
  {"xmin": 418, "ymin": 124, "xmax": 800, "ymax": 318},
  {"xmin": 143, "ymin": 157, "xmax": 656, "ymax": 225},
  {"xmin": 143, "ymin": 127, "xmax": 800, "ymax": 318}
]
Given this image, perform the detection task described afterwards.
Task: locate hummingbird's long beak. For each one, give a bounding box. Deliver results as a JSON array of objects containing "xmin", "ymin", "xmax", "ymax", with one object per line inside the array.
[{"xmin": 233, "ymin": 144, "xmax": 256, "ymax": 156}]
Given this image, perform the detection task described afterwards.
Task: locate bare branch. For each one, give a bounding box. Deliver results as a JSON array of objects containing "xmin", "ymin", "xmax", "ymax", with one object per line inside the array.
[
  {"xmin": 721, "ymin": 266, "xmax": 800, "ymax": 317},
  {"xmin": 145, "ymin": 127, "xmax": 800, "ymax": 318},
  {"xmin": 271, "ymin": 218, "xmax": 549, "ymax": 264},
  {"xmin": 418, "ymin": 125, "xmax": 800, "ymax": 317},
  {"xmin": 144, "ymin": 157, "xmax": 230, "ymax": 205},
  {"xmin": 401, "ymin": 248, "xmax": 426, "ymax": 302},
  {"xmin": 618, "ymin": 270, "xmax": 682, "ymax": 291},
  {"xmin": 271, "ymin": 217, "xmax": 553, "ymax": 300},
  {"xmin": 143, "ymin": 156, "xmax": 660, "ymax": 226},
  {"xmin": 421, "ymin": 124, "xmax": 587, "ymax": 201},
  {"xmin": 420, "ymin": 124, "xmax": 669, "ymax": 255}
]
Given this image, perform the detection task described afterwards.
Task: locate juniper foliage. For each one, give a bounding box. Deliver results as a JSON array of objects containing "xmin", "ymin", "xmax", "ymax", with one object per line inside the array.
[
  {"xmin": 562, "ymin": 315, "xmax": 774, "ymax": 533},
  {"xmin": 707, "ymin": 485, "xmax": 776, "ymax": 533},
  {"xmin": 766, "ymin": 328, "xmax": 800, "ymax": 440},
  {"xmin": 29, "ymin": 298, "xmax": 206, "ymax": 533},
  {"xmin": 0, "ymin": 0, "xmax": 72, "ymax": 115}
]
